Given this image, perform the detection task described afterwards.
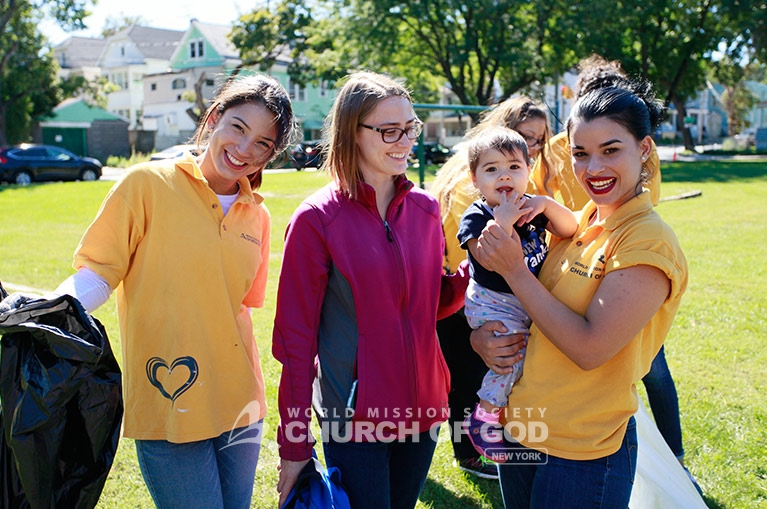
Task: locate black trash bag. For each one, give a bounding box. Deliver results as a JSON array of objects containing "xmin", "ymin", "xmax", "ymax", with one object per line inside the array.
[{"xmin": 0, "ymin": 293, "xmax": 123, "ymax": 509}]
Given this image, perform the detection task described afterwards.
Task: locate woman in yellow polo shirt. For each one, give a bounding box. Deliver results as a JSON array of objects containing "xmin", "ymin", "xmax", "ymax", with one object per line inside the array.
[
  {"xmin": 51, "ymin": 75, "xmax": 298, "ymax": 508},
  {"xmin": 531, "ymin": 56, "xmax": 701, "ymax": 493},
  {"xmin": 469, "ymin": 79, "xmax": 688, "ymax": 507}
]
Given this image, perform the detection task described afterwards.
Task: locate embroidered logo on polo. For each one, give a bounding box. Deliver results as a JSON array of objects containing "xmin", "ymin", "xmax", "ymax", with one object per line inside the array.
[
  {"xmin": 569, "ymin": 251, "xmax": 607, "ymax": 279},
  {"xmin": 146, "ymin": 356, "xmax": 199, "ymax": 405},
  {"xmin": 240, "ymin": 233, "xmax": 261, "ymax": 245}
]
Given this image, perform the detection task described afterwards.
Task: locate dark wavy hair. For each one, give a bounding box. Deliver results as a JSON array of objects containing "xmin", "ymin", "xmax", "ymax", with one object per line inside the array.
[
  {"xmin": 574, "ymin": 55, "xmax": 632, "ymax": 99},
  {"xmin": 567, "ymin": 80, "xmax": 667, "ymax": 141}
]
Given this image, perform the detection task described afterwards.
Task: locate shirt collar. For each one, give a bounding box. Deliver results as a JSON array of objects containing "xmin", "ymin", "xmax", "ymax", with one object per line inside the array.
[
  {"xmin": 354, "ymin": 174, "xmax": 413, "ymax": 207},
  {"xmin": 175, "ymin": 153, "xmax": 262, "ymax": 205},
  {"xmin": 578, "ymin": 190, "xmax": 653, "ymax": 232}
]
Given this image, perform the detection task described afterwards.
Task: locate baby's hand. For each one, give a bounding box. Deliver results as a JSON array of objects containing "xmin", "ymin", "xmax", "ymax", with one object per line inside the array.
[
  {"xmin": 515, "ymin": 195, "xmax": 547, "ymax": 226},
  {"xmin": 493, "ymin": 191, "xmax": 532, "ymax": 234}
]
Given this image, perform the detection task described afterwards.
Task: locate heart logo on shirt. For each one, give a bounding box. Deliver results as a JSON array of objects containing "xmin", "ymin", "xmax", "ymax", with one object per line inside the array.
[{"xmin": 146, "ymin": 356, "xmax": 199, "ymax": 405}]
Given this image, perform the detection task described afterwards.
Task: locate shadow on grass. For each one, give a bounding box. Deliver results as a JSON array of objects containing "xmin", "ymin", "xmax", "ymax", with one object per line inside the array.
[
  {"xmin": 420, "ymin": 476, "xmax": 503, "ymax": 509},
  {"xmin": 421, "ymin": 476, "xmax": 727, "ymax": 509},
  {"xmin": 0, "ymin": 183, "xmax": 42, "ymax": 193},
  {"xmin": 661, "ymin": 161, "xmax": 767, "ymax": 183},
  {"xmin": 701, "ymin": 494, "xmax": 727, "ymax": 508}
]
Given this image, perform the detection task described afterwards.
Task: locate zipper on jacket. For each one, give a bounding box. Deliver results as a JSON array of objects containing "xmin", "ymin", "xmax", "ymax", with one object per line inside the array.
[
  {"xmin": 383, "ymin": 220, "xmax": 394, "ymax": 242},
  {"xmin": 382, "ymin": 215, "xmax": 419, "ymax": 410}
]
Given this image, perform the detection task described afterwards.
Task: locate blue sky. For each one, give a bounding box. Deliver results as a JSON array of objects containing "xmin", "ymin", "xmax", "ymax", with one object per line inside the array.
[{"xmin": 40, "ymin": 0, "xmax": 245, "ymax": 45}]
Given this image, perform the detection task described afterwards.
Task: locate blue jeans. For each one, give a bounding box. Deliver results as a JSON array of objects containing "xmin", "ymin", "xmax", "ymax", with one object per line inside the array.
[
  {"xmin": 135, "ymin": 422, "xmax": 263, "ymax": 509},
  {"xmin": 322, "ymin": 429, "xmax": 438, "ymax": 509},
  {"xmin": 642, "ymin": 345, "xmax": 685, "ymax": 459},
  {"xmin": 498, "ymin": 417, "xmax": 637, "ymax": 508}
]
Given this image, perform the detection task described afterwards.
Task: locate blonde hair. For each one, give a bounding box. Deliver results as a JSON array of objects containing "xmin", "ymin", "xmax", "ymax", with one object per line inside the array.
[
  {"xmin": 323, "ymin": 71, "xmax": 414, "ymax": 198},
  {"xmin": 429, "ymin": 148, "xmax": 480, "ymax": 220}
]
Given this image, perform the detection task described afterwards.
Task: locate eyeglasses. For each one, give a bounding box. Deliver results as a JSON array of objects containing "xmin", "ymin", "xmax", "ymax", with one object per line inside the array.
[
  {"xmin": 521, "ymin": 133, "xmax": 546, "ymax": 148},
  {"xmin": 359, "ymin": 122, "xmax": 423, "ymax": 143}
]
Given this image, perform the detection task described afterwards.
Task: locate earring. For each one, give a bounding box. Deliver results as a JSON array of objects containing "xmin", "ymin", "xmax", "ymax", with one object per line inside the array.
[{"xmin": 640, "ymin": 163, "xmax": 651, "ymax": 186}]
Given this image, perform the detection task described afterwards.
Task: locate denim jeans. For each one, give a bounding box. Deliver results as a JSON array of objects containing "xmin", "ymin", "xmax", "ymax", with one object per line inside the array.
[
  {"xmin": 498, "ymin": 417, "xmax": 637, "ymax": 508},
  {"xmin": 642, "ymin": 345, "xmax": 685, "ymax": 459},
  {"xmin": 322, "ymin": 429, "xmax": 438, "ymax": 509},
  {"xmin": 135, "ymin": 421, "xmax": 263, "ymax": 509}
]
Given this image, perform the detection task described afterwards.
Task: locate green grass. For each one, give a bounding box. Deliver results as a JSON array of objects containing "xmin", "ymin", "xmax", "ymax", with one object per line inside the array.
[{"xmin": 1, "ymin": 160, "xmax": 766, "ymax": 508}]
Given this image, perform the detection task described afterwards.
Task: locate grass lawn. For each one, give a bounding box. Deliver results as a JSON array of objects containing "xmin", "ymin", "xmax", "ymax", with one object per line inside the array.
[{"xmin": 0, "ymin": 159, "xmax": 765, "ymax": 508}]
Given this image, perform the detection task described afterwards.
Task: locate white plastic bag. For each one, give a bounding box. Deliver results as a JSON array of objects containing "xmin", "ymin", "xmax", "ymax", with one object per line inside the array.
[{"xmin": 630, "ymin": 398, "xmax": 706, "ymax": 508}]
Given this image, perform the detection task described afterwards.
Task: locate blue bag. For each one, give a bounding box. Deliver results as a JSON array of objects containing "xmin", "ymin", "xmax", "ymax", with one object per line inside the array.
[{"xmin": 281, "ymin": 451, "xmax": 350, "ymax": 509}]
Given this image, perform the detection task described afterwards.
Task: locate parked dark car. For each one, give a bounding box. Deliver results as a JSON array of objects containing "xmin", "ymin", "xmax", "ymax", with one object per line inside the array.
[
  {"xmin": 290, "ymin": 141, "xmax": 325, "ymax": 170},
  {"xmin": 409, "ymin": 142, "xmax": 454, "ymax": 166},
  {"xmin": 0, "ymin": 144, "xmax": 102, "ymax": 185}
]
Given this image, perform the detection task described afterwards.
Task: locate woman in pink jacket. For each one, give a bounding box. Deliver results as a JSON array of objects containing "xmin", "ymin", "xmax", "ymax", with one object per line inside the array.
[{"xmin": 273, "ymin": 71, "xmax": 468, "ymax": 508}]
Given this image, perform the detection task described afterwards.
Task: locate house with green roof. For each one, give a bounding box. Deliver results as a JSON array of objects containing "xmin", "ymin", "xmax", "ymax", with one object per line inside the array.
[
  {"xmin": 143, "ymin": 20, "xmax": 241, "ymax": 149},
  {"xmin": 142, "ymin": 19, "xmax": 334, "ymax": 151},
  {"xmin": 39, "ymin": 98, "xmax": 130, "ymax": 163},
  {"xmin": 98, "ymin": 25, "xmax": 185, "ymax": 133}
]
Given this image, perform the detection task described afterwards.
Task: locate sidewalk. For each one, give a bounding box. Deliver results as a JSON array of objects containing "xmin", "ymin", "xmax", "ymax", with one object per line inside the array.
[{"xmin": 657, "ymin": 143, "xmax": 767, "ymax": 162}]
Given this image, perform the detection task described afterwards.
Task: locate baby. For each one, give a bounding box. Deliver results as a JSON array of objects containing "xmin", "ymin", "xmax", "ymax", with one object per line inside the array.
[{"xmin": 457, "ymin": 126, "xmax": 577, "ymax": 460}]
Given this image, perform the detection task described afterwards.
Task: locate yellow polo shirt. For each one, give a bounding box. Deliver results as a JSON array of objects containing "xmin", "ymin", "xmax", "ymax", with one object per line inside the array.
[
  {"xmin": 530, "ymin": 132, "xmax": 661, "ymax": 210},
  {"xmin": 74, "ymin": 155, "xmax": 270, "ymax": 443},
  {"xmin": 440, "ymin": 172, "xmax": 479, "ymax": 274},
  {"xmin": 501, "ymin": 191, "xmax": 687, "ymax": 460}
]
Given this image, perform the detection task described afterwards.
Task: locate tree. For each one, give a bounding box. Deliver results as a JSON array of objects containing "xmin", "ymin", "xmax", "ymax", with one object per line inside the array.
[
  {"xmin": 229, "ymin": 1, "xmax": 313, "ymax": 81},
  {"xmin": 0, "ymin": 0, "xmax": 94, "ymax": 145},
  {"xmin": 565, "ymin": 0, "xmax": 756, "ymax": 150},
  {"xmin": 229, "ymin": 0, "xmax": 765, "ymax": 140},
  {"xmin": 719, "ymin": 0, "xmax": 767, "ymax": 65},
  {"xmin": 101, "ymin": 14, "xmax": 148, "ymax": 38},
  {"xmin": 710, "ymin": 56, "xmax": 759, "ymax": 136},
  {"xmin": 229, "ymin": 0, "xmax": 579, "ymax": 116},
  {"xmin": 332, "ymin": 0, "xmax": 575, "ymax": 107}
]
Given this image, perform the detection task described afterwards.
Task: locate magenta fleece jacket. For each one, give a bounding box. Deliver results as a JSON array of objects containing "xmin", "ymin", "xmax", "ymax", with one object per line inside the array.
[{"xmin": 273, "ymin": 175, "xmax": 469, "ymax": 461}]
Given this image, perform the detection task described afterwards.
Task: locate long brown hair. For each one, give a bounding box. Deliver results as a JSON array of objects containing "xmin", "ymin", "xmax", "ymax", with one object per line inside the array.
[{"xmin": 322, "ymin": 71, "xmax": 414, "ymax": 198}]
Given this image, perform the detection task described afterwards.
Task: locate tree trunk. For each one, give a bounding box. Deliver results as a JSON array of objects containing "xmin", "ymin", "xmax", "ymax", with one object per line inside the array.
[
  {"xmin": 0, "ymin": 105, "xmax": 7, "ymax": 147},
  {"xmin": 672, "ymin": 96, "xmax": 695, "ymax": 151},
  {"xmin": 184, "ymin": 72, "xmax": 207, "ymax": 124}
]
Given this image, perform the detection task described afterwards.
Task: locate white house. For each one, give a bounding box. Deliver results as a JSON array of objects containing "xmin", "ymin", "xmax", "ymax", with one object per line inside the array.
[
  {"xmin": 142, "ymin": 20, "xmax": 242, "ymax": 149},
  {"xmin": 97, "ymin": 25, "xmax": 184, "ymax": 130},
  {"xmin": 53, "ymin": 36, "xmax": 106, "ymax": 83}
]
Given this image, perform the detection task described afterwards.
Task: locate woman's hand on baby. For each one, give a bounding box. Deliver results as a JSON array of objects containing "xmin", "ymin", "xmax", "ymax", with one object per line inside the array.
[
  {"xmin": 475, "ymin": 221, "xmax": 524, "ymax": 276},
  {"xmin": 470, "ymin": 321, "xmax": 527, "ymax": 374}
]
